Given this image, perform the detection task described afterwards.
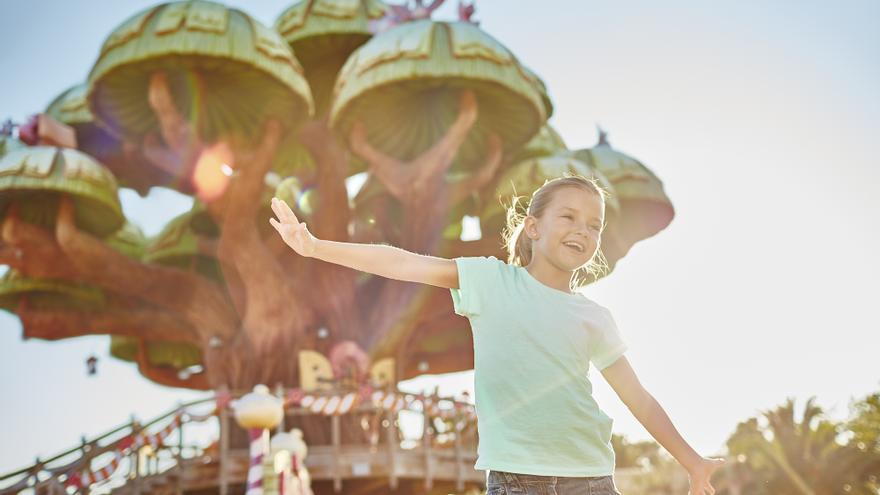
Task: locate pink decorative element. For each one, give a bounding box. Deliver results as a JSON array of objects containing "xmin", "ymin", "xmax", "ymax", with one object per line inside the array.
[
  {"xmin": 458, "ymin": 1, "xmax": 477, "ymax": 23},
  {"xmin": 18, "ymin": 114, "xmax": 39, "ymax": 145},
  {"xmin": 370, "ymin": 0, "xmax": 447, "ymax": 33},
  {"xmin": 328, "ymin": 340, "xmax": 370, "ymax": 384}
]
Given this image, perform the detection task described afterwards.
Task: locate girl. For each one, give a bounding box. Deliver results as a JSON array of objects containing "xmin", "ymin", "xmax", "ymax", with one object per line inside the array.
[{"xmin": 269, "ymin": 175, "xmax": 724, "ymax": 495}]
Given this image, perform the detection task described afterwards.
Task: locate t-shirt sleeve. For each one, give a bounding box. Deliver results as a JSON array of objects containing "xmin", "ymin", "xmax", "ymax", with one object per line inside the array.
[
  {"xmin": 449, "ymin": 256, "xmax": 501, "ymax": 318},
  {"xmin": 590, "ymin": 307, "xmax": 628, "ymax": 370}
]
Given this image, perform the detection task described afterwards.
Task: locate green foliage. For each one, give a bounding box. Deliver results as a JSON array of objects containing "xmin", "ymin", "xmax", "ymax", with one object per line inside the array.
[{"xmin": 724, "ymin": 395, "xmax": 880, "ymax": 495}]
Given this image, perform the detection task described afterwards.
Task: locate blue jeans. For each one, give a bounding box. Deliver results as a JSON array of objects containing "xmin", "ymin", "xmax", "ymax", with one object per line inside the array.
[{"xmin": 487, "ymin": 470, "xmax": 623, "ymax": 495}]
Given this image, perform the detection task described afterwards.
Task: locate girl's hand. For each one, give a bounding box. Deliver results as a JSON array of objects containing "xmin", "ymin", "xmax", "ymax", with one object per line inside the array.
[
  {"xmin": 686, "ymin": 457, "xmax": 725, "ymax": 495},
  {"xmin": 269, "ymin": 197, "xmax": 317, "ymax": 257}
]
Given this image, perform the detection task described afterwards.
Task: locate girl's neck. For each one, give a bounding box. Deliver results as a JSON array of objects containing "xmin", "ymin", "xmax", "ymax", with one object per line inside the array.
[{"xmin": 524, "ymin": 258, "xmax": 575, "ymax": 294}]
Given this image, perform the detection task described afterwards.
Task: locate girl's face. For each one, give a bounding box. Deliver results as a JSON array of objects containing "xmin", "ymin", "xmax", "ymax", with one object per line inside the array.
[{"xmin": 524, "ymin": 186, "xmax": 605, "ymax": 272}]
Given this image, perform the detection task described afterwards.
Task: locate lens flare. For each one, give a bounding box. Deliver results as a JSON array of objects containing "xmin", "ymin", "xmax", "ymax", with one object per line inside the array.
[{"xmin": 192, "ymin": 141, "xmax": 233, "ymax": 203}]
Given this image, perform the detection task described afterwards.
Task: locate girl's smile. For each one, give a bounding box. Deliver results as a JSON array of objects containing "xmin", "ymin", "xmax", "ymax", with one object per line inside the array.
[{"xmin": 524, "ymin": 186, "xmax": 605, "ymax": 292}]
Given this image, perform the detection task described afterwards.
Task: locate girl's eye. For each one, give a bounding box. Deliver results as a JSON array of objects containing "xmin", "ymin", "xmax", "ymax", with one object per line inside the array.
[{"xmin": 562, "ymin": 215, "xmax": 573, "ymax": 219}]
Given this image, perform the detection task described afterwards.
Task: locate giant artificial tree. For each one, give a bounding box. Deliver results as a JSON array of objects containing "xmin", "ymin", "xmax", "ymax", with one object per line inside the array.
[{"xmin": 1, "ymin": 0, "xmax": 673, "ymax": 444}]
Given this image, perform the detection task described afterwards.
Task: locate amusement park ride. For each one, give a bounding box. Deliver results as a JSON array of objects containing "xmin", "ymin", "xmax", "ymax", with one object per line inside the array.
[{"xmin": 0, "ymin": 0, "xmax": 674, "ymax": 493}]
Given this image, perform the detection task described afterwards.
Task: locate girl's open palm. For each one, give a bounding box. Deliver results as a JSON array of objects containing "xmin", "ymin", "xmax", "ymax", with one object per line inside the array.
[{"xmin": 269, "ymin": 197, "xmax": 317, "ymax": 257}]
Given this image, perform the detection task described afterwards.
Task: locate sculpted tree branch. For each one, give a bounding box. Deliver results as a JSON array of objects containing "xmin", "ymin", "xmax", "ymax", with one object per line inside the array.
[
  {"xmin": 54, "ymin": 196, "xmax": 239, "ymax": 342},
  {"xmin": 214, "ymin": 118, "xmax": 316, "ymax": 352},
  {"xmin": 349, "ymin": 90, "xmax": 479, "ymax": 204},
  {"xmin": 346, "ymin": 90, "xmax": 507, "ymax": 356},
  {"xmin": 298, "ymin": 119, "xmax": 352, "ymax": 242},
  {"xmin": 295, "ymin": 119, "xmax": 363, "ymax": 344},
  {"xmin": 0, "ymin": 202, "xmax": 79, "ymax": 280},
  {"xmin": 447, "ymin": 132, "xmax": 503, "ymax": 206},
  {"xmin": 18, "ymin": 302, "xmax": 198, "ymax": 344}
]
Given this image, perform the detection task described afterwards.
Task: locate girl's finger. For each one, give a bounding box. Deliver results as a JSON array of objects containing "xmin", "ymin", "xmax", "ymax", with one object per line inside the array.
[
  {"xmin": 270, "ymin": 197, "xmax": 284, "ymax": 218},
  {"xmin": 270, "ymin": 198, "xmax": 293, "ymax": 224},
  {"xmin": 274, "ymin": 197, "xmax": 299, "ymax": 224},
  {"xmin": 269, "ymin": 218, "xmax": 281, "ymax": 231}
]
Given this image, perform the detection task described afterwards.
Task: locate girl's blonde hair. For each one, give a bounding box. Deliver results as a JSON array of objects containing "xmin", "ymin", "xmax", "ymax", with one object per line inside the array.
[{"xmin": 501, "ymin": 174, "xmax": 610, "ymax": 290}]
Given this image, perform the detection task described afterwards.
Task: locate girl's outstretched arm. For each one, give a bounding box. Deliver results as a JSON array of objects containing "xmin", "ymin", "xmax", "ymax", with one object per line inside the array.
[
  {"xmin": 269, "ymin": 197, "xmax": 459, "ymax": 289},
  {"xmin": 601, "ymin": 357, "xmax": 726, "ymax": 495}
]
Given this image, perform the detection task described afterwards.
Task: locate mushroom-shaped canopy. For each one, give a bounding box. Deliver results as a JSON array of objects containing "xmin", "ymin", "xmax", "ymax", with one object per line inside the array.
[
  {"xmin": 521, "ymin": 65, "xmax": 554, "ymax": 120},
  {"xmin": 275, "ymin": 0, "xmax": 389, "ymax": 114},
  {"xmin": 573, "ymin": 134, "xmax": 674, "ymax": 255},
  {"xmin": 45, "ymin": 83, "xmax": 93, "ymax": 127},
  {"xmin": 331, "ymin": 19, "xmax": 546, "ymax": 174},
  {"xmin": 0, "ymin": 270, "xmax": 105, "ymax": 314},
  {"xmin": 143, "ymin": 209, "xmax": 222, "ymax": 282},
  {"xmin": 510, "ymin": 124, "xmax": 567, "ymax": 165},
  {"xmin": 110, "ymin": 336, "xmax": 202, "ymax": 370},
  {"xmin": 45, "ymin": 83, "xmax": 169, "ymax": 196},
  {"xmin": 0, "ymin": 146, "xmax": 124, "ymax": 237},
  {"xmin": 88, "ymin": 0, "xmax": 313, "ymax": 146},
  {"xmin": 103, "ymin": 220, "xmax": 147, "ymax": 259}
]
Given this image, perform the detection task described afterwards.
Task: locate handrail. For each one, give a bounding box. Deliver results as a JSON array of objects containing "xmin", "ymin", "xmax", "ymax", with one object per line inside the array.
[
  {"xmin": 0, "ymin": 396, "xmax": 216, "ymax": 482},
  {"xmin": 0, "ymin": 386, "xmax": 478, "ymax": 494}
]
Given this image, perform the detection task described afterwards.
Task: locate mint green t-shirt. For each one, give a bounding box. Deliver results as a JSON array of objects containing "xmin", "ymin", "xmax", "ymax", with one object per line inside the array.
[{"xmin": 449, "ymin": 256, "xmax": 628, "ymax": 477}]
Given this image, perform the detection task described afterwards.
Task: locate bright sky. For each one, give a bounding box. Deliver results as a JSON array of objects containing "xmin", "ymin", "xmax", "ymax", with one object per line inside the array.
[{"xmin": 1, "ymin": 0, "xmax": 878, "ymax": 475}]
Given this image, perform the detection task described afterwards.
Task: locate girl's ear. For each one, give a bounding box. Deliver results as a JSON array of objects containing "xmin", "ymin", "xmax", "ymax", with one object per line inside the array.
[{"xmin": 523, "ymin": 215, "xmax": 538, "ymax": 240}]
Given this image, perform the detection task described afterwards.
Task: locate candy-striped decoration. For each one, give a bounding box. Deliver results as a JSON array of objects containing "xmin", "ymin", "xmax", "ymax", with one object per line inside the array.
[
  {"xmin": 66, "ymin": 413, "xmax": 181, "ymax": 490},
  {"xmin": 285, "ymin": 385, "xmax": 476, "ymax": 420},
  {"xmin": 246, "ymin": 428, "xmax": 267, "ymax": 495}
]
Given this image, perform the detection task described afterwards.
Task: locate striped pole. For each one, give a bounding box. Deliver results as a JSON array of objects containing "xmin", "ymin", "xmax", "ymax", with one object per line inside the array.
[{"xmin": 246, "ymin": 428, "xmax": 268, "ymax": 495}]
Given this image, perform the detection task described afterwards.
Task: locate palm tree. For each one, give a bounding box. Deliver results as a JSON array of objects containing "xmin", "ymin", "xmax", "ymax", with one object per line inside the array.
[{"xmin": 726, "ymin": 396, "xmax": 879, "ymax": 495}]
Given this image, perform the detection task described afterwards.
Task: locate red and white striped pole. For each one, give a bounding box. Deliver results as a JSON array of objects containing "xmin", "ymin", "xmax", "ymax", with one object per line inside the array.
[{"xmin": 246, "ymin": 428, "xmax": 269, "ymax": 495}]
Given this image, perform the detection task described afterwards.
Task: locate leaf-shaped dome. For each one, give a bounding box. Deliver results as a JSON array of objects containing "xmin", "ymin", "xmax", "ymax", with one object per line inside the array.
[
  {"xmin": 144, "ymin": 209, "xmax": 222, "ymax": 282},
  {"xmin": 88, "ymin": 0, "xmax": 313, "ymax": 144},
  {"xmin": 573, "ymin": 135, "xmax": 674, "ymax": 251},
  {"xmin": 45, "ymin": 83, "xmax": 176, "ymax": 196},
  {"xmin": 0, "ymin": 146, "xmax": 124, "ymax": 236},
  {"xmin": 275, "ymin": 0, "xmax": 389, "ymax": 114},
  {"xmin": 0, "ymin": 270, "xmax": 105, "ymax": 314},
  {"xmin": 104, "ymin": 221, "xmax": 147, "ymax": 259},
  {"xmin": 110, "ymin": 336, "xmax": 202, "ymax": 370},
  {"xmin": 331, "ymin": 19, "xmax": 546, "ymax": 174}
]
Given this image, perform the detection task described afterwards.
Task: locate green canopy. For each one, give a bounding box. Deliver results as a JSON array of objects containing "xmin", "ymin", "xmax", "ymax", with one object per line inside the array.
[
  {"xmin": 110, "ymin": 336, "xmax": 202, "ymax": 370},
  {"xmin": 103, "ymin": 220, "xmax": 147, "ymax": 259},
  {"xmin": 144, "ymin": 209, "xmax": 222, "ymax": 282},
  {"xmin": 45, "ymin": 83, "xmax": 93, "ymax": 126},
  {"xmin": 46, "ymin": 83, "xmax": 169, "ymax": 196},
  {"xmin": 331, "ymin": 19, "xmax": 546, "ymax": 174},
  {"xmin": 275, "ymin": 0, "xmax": 389, "ymax": 115},
  {"xmin": 88, "ymin": 0, "xmax": 313, "ymax": 148},
  {"xmin": 573, "ymin": 136, "xmax": 674, "ymax": 251},
  {"xmin": 0, "ymin": 270, "xmax": 105, "ymax": 314},
  {"xmin": 522, "ymin": 65, "xmax": 554, "ymax": 120},
  {"xmin": 509, "ymin": 124, "xmax": 567, "ymax": 165},
  {"xmin": 0, "ymin": 146, "xmax": 124, "ymax": 237}
]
